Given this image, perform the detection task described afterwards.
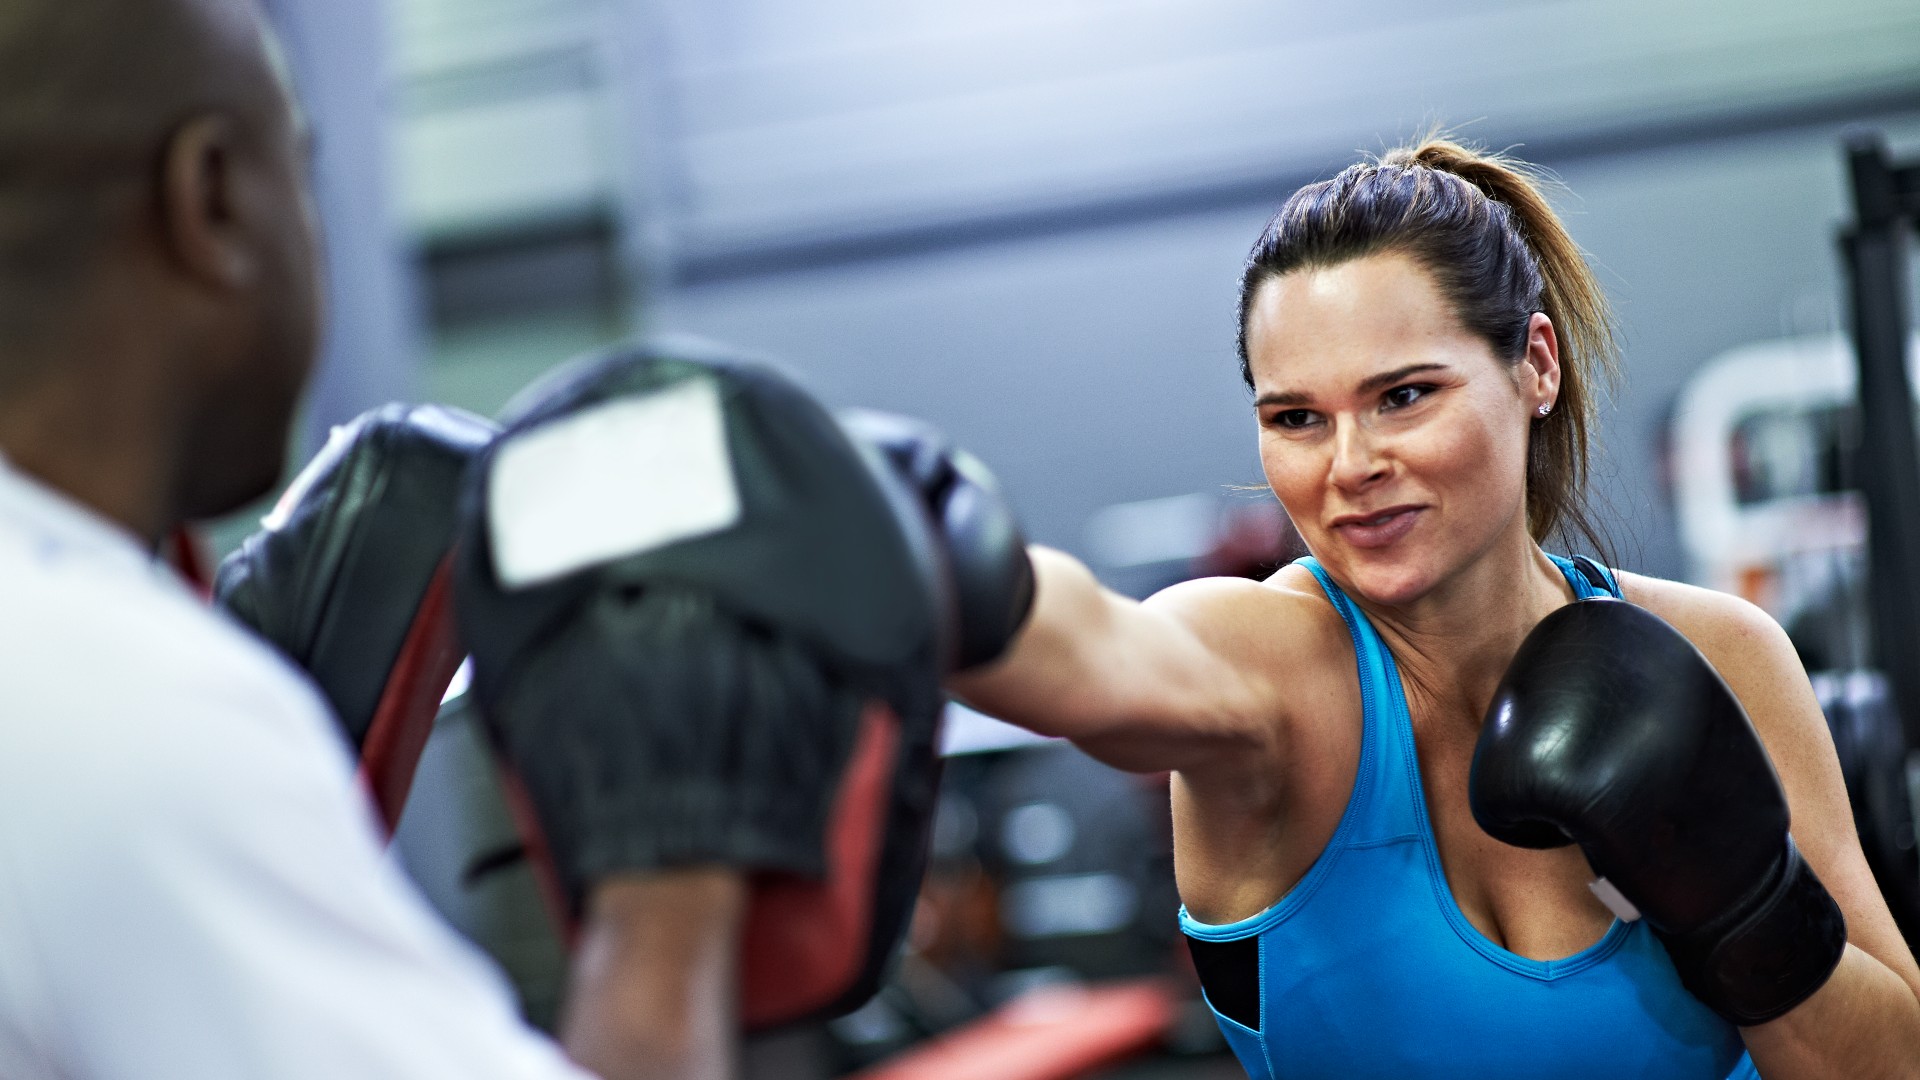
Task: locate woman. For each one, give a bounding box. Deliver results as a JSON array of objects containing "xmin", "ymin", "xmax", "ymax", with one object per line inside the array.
[{"xmin": 933, "ymin": 139, "xmax": 1920, "ymax": 1077}]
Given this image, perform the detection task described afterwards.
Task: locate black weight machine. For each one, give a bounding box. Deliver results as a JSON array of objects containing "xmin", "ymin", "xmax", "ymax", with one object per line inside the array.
[{"xmin": 1833, "ymin": 134, "xmax": 1920, "ymax": 949}]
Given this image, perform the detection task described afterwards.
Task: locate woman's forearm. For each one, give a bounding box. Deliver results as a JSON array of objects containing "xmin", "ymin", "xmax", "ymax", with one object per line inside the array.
[
  {"xmin": 950, "ymin": 546, "xmax": 1268, "ymax": 770},
  {"xmin": 950, "ymin": 546, "xmax": 1126, "ymax": 729},
  {"xmin": 1742, "ymin": 944, "xmax": 1920, "ymax": 1079}
]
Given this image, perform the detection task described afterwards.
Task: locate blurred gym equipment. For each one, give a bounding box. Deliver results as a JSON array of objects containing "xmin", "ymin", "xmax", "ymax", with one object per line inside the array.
[
  {"xmin": 1838, "ymin": 132, "xmax": 1920, "ymax": 949},
  {"xmin": 1672, "ymin": 134, "xmax": 1920, "ymax": 953},
  {"xmin": 1842, "ymin": 135, "xmax": 1920, "ymax": 746}
]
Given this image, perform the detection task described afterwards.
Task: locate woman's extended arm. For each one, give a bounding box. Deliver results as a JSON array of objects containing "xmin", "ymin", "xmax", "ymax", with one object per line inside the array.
[
  {"xmin": 951, "ymin": 545, "xmax": 1289, "ymax": 773},
  {"xmin": 1634, "ymin": 577, "xmax": 1920, "ymax": 1078},
  {"xmin": 850, "ymin": 414, "xmax": 1299, "ymax": 772}
]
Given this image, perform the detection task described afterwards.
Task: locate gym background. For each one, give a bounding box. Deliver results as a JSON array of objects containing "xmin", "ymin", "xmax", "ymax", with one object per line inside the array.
[{"xmin": 239, "ymin": 0, "xmax": 1920, "ymax": 1076}]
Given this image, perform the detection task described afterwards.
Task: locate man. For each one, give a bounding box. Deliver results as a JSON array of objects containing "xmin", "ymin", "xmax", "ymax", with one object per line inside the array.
[{"xmin": 0, "ymin": 2, "xmax": 745, "ymax": 1076}]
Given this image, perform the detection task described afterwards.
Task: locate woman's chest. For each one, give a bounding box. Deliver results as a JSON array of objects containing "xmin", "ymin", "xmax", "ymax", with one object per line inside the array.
[{"xmin": 1410, "ymin": 707, "xmax": 1617, "ymax": 962}]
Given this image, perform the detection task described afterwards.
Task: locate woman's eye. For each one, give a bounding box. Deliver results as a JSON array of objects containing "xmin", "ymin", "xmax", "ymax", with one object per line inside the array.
[
  {"xmin": 1270, "ymin": 409, "xmax": 1317, "ymax": 430},
  {"xmin": 1383, "ymin": 384, "xmax": 1433, "ymax": 410}
]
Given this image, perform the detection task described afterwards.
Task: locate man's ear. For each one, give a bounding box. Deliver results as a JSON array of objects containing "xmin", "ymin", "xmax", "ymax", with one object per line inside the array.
[{"xmin": 159, "ymin": 115, "xmax": 254, "ymax": 289}]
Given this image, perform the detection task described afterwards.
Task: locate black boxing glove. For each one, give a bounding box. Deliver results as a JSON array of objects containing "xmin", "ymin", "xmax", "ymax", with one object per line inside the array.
[
  {"xmin": 839, "ymin": 409, "xmax": 1034, "ymax": 670},
  {"xmin": 1471, "ymin": 598, "xmax": 1847, "ymax": 1025},
  {"xmin": 215, "ymin": 403, "xmax": 496, "ymax": 829}
]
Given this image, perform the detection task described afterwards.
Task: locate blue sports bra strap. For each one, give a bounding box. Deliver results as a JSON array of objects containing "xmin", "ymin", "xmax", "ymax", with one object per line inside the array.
[
  {"xmin": 1290, "ymin": 556, "xmax": 1419, "ymax": 843},
  {"xmin": 1295, "ymin": 556, "xmax": 1366, "ymax": 644},
  {"xmin": 1569, "ymin": 555, "xmax": 1623, "ymax": 599}
]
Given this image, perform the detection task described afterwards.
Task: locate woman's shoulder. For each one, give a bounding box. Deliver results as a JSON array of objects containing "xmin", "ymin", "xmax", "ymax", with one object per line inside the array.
[
  {"xmin": 1144, "ymin": 562, "xmax": 1357, "ymax": 679},
  {"xmin": 1147, "ymin": 565, "xmax": 1366, "ymax": 837},
  {"xmin": 1611, "ymin": 570, "xmax": 1823, "ymax": 758},
  {"xmin": 1611, "ymin": 570, "xmax": 1788, "ymax": 662}
]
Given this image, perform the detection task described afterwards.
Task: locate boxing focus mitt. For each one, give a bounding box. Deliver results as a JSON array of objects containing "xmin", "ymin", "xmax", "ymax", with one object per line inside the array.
[
  {"xmin": 216, "ymin": 403, "xmax": 497, "ymax": 831},
  {"xmin": 454, "ymin": 336, "xmax": 952, "ymax": 1030}
]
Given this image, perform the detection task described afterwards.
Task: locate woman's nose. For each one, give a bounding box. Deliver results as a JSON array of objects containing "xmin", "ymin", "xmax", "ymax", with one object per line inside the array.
[{"xmin": 1328, "ymin": 419, "xmax": 1388, "ymax": 492}]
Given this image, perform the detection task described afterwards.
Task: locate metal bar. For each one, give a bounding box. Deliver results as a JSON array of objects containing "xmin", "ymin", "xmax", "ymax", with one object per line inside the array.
[{"xmin": 1842, "ymin": 134, "xmax": 1920, "ymax": 752}]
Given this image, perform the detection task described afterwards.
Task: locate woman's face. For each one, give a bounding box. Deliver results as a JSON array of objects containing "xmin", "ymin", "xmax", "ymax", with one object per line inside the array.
[{"xmin": 1244, "ymin": 252, "xmax": 1557, "ymax": 608}]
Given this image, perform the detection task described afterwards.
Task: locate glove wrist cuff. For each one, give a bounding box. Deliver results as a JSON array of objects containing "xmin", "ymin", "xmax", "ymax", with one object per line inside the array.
[
  {"xmin": 953, "ymin": 545, "xmax": 1035, "ymax": 672},
  {"xmin": 1658, "ymin": 835, "xmax": 1848, "ymax": 1026}
]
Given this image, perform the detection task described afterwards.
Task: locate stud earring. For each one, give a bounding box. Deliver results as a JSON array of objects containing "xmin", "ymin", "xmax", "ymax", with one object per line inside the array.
[{"xmin": 1536, "ymin": 403, "xmax": 1552, "ymax": 418}]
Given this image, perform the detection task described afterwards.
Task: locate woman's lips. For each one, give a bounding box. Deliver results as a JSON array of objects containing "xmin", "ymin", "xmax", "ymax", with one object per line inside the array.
[{"xmin": 1332, "ymin": 507, "xmax": 1423, "ymax": 549}]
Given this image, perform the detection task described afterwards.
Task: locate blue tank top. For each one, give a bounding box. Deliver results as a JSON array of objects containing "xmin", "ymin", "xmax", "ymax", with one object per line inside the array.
[{"xmin": 1179, "ymin": 555, "xmax": 1758, "ymax": 1080}]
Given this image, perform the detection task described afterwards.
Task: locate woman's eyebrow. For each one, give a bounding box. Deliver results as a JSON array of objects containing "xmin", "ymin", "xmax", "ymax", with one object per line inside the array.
[
  {"xmin": 1356, "ymin": 363, "xmax": 1448, "ymax": 394},
  {"xmin": 1255, "ymin": 363, "xmax": 1450, "ymax": 408},
  {"xmin": 1254, "ymin": 389, "xmax": 1310, "ymax": 408}
]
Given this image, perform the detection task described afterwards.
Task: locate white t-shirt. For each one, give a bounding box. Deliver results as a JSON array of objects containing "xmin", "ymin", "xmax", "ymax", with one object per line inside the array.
[{"xmin": 0, "ymin": 456, "xmax": 592, "ymax": 1080}]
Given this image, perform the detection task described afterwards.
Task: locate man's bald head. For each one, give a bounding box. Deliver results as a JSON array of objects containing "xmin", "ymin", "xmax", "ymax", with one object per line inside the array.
[
  {"xmin": 0, "ymin": 0, "xmax": 322, "ymax": 533},
  {"xmin": 0, "ymin": 0, "xmax": 291, "ymax": 354}
]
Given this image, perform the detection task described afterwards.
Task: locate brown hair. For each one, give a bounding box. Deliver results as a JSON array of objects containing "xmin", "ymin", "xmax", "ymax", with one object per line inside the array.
[{"xmin": 1235, "ymin": 136, "xmax": 1619, "ymax": 556}]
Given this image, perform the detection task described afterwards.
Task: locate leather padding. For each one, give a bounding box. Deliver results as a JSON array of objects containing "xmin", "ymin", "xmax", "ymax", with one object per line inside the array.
[
  {"xmin": 459, "ymin": 337, "xmax": 953, "ymax": 1030},
  {"xmin": 216, "ymin": 403, "xmax": 497, "ymax": 829}
]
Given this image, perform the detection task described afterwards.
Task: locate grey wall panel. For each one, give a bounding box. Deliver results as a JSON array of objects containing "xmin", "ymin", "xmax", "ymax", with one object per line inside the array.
[
  {"xmin": 390, "ymin": 1, "xmax": 1920, "ymax": 276},
  {"xmin": 263, "ymin": 0, "xmax": 425, "ymax": 454},
  {"xmin": 649, "ymin": 0, "xmax": 1920, "ymax": 264},
  {"xmin": 1552, "ymin": 116, "xmax": 1920, "ymax": 576},
  {"xmin": 659, "ymin": 114, "xmax": 1920, "ymax": 583},
  {"xmin": 657, "ymin": 202, "xmax": 1270, "ymax": 556}
]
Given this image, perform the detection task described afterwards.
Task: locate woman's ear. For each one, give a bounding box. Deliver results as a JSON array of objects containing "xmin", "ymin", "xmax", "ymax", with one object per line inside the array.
[{"xmin": 1521, "ymin": 311, "xmax": 1561, "ymax": 412}]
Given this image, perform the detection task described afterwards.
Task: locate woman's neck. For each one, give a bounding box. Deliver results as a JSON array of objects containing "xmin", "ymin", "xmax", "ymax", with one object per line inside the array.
[{"xmin": 1345, "ymin": 533, "xmax": 1577, "ymax": 730}]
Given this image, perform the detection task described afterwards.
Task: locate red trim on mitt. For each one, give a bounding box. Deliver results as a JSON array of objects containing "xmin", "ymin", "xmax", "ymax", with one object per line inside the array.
[
  {"xmin": 497, "ymin": 696, "xmax": 905, "ymax": 1032},
  {"xmin": 740, "ymin": 699, "xmax": 900, "ymax": 1030},
  {"xmin": 356, "ymin": 555, "xmax": 466, "ymax": 836}
]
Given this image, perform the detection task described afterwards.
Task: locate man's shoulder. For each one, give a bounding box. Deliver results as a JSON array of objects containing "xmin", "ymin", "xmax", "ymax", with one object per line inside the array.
[{"xmin": 0, "ymin": 538, "xmax": 330, "ymax": 756}]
